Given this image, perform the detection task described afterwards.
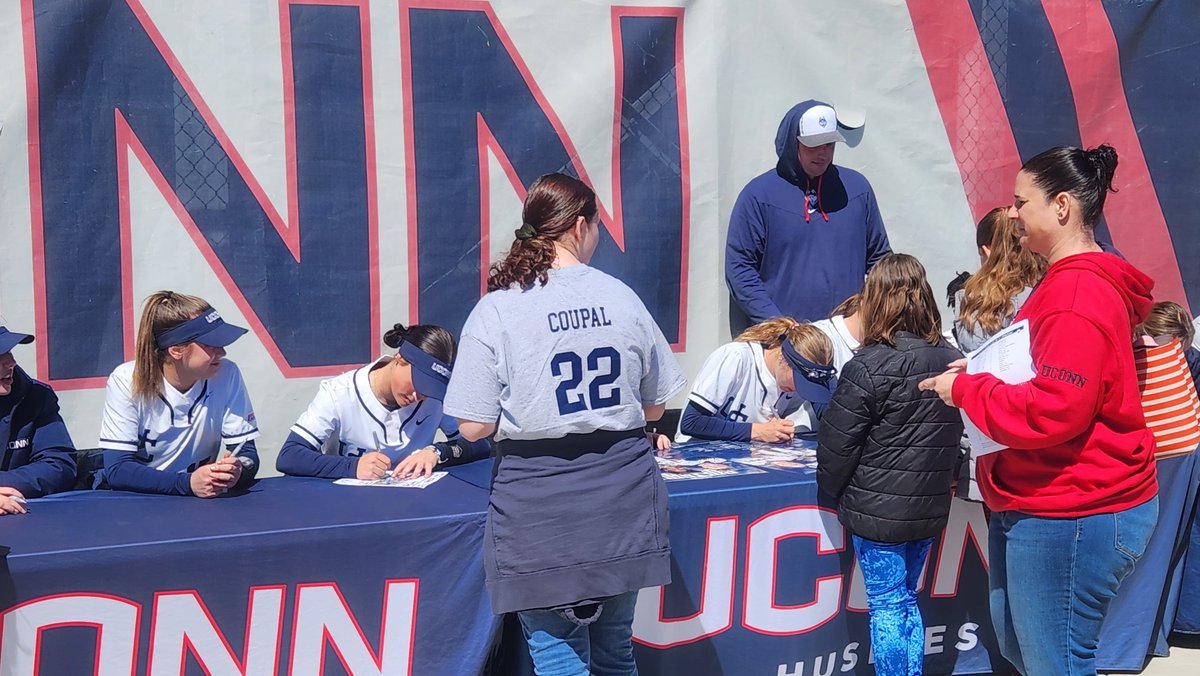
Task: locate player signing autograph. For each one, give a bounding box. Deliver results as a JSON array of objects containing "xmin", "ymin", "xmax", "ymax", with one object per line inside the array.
[
  {"xmin": 276, "ymin": 324, "xmax": 491, "ymax": 480},
  {"xmin": 675, "ymin": 317, "xmax": 836, "ymax": 443}
]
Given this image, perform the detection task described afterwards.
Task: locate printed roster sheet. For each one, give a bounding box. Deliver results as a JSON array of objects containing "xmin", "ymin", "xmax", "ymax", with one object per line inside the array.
[{"xmin": 961, "ymin": 319, "xmax": 1035, "ymax": 455}]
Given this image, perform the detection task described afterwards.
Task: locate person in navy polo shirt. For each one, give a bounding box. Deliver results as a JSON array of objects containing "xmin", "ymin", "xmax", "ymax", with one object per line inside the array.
[{"xmin": 0, "ymin": 323, "xmax": 78, "ymax": 514}]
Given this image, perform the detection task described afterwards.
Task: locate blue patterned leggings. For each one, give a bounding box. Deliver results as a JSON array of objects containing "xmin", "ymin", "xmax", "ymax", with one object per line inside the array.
[{"xmin": 852, "ymin": 535, "xmax": 934, "ymax": 676}]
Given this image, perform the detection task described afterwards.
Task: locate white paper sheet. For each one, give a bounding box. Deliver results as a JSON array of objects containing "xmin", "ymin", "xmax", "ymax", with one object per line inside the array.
[
  {"xmin": 961, "ymin": 319, "xmax": 1036, "ymax": 456},
  {"xmin": 333, "ymin": 472, "xmax": 448, "ymax": 489}
]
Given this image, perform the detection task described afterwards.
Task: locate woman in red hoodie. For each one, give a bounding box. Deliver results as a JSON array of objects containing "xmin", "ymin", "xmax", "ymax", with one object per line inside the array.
[{"xmin": 921, "ymin": 145, "xmax": 1158, "ymax": 675}]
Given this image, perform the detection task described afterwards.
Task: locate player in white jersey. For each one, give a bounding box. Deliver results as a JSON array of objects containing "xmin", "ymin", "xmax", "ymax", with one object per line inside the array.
[
  {"xmin": 811, "ymin": 293, "xmax": 863, "ymax": 375},
  {"xmin": 675, "ymin": 318, "xmax": 837, "ymax": 443},
  {"xmin": 444, "ymin": 173, "xmax": 686, "ymax": 674},
  {"xmin": 276, "ymin": 323, "xmax": 490, "ymax": 480},
  {"xmin": 98, "ymin": 291, "xmax": 259, "ymax": 498}
]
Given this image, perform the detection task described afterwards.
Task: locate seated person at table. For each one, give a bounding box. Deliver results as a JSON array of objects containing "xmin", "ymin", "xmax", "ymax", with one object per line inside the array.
[
  {"xmin": 675, "ymin": 318, "xmax": 836, "ymax": 443},
  {"xmin": 276, "ymin": 323, "xmax": 491, "ymax": 480},
  {"xmin": 98, "ymin": 291, "xmax": 259, "ymax": 498},
  {"xmin": 0, "ymin": 323, "xmax": 77, "ymax": 514},
  {"xmin": 818, "ymin": 253, "xmax": 964, "ymax": 676}
]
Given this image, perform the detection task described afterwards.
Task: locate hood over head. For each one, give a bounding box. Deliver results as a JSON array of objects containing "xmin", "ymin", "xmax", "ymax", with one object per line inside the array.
[{"xmin": 775, "ymin": 99, "xmax": 843, "ymax": 185}]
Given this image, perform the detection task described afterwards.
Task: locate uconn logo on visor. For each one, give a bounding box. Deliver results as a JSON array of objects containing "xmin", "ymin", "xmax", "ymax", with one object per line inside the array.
[{"xmin": 432, "ymin": 363, "xmax": 450, "ymax": 377}]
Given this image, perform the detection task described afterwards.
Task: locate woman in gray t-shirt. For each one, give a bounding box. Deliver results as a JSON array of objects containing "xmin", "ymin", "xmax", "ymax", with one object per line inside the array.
[{"xmin": 444, "ymin": 173, "xmax": 686, "ymax": 673}]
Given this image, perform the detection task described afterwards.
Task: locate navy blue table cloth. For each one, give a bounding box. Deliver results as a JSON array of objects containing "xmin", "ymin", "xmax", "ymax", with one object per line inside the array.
[
  {"xmin": 0, "ymin": 475, "xmax": 497, "ymax": 675},
  {"xmin": 0, "ymin": 440, "xmax": 1188, "ymax": 675}
]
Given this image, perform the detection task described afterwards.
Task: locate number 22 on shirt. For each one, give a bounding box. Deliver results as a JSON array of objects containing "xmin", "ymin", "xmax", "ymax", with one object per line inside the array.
[{"xmin": 551, "ymin": 347, "xmax": 622, "ymax": 415}]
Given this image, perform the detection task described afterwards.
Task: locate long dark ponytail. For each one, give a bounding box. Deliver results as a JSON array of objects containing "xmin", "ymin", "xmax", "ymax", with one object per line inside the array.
[{"xmin": 486, "ymin": 173, "xmax": 598, "ymax": 291}]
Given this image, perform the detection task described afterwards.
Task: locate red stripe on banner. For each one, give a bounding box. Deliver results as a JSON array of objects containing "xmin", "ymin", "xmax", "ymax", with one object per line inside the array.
[
  {"xmin": 611, "ymin": 5, "xmax": 691, "ymax": 351},
  {"xmin": 401, "ymin": 0, "xmax": 630, "ymax": 324},
  {"xmin": 400, "ymin": 1, "xmax": 693, "ymax": 350},
  {"xmin": 280, "ymin": 0, "xmax": 382, "ymax": 355},
  {"xmin": 475, "ymin": 114, "xmax": 528, "ymax": 296},
  {"xmin": 1041, "ymin": 0, "xmax": 1190, "ymax": 312},
  {"xmin": 115, "ymin": 0, "xmax": 379, "ymax": 381},
  {"xmin": 906, "ymin": 0, "xmax": 1022, "ymax": 223}
]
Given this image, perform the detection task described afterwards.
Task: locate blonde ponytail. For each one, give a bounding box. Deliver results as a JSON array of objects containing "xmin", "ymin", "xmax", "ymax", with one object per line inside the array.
[{"xmin": 736, "ymin": 317, "xmax": 834, "ymax": 366}]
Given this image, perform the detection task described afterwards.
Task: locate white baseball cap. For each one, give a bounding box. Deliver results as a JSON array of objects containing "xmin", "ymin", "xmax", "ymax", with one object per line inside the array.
[{"xmin": 797, "ymin": 104, "xmax": 847, "ymax": 147}]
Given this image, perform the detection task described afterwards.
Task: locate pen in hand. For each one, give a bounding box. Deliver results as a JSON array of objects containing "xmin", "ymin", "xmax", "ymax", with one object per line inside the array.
[{"xmin": 224, "ymin": 439, "xmax": 248, "ymax": 458}]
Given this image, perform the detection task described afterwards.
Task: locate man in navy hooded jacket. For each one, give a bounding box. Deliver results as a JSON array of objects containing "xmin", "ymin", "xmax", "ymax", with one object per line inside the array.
[
  {"xmin": 726, "ymin": 100, "xmax": 891, "ymax": 334},
  {"xmin": 0, "ymin": 325, "xmax": 77, "ymax": 513}
]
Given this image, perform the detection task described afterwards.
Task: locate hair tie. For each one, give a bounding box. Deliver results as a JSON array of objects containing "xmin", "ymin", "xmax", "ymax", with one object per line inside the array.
[{"xmin": 515, "ymin": 222, "xmax": 537, "ymax": 240}]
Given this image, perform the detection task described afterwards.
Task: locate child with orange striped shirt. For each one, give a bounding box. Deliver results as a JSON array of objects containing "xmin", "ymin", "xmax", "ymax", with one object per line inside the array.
[
  {"xmin": 1103, "ymin": 302, "xmax": 1200, "ymax": 650},
  {"xmin": 1134, "ymin": 301, "xmax": 1200, "ymax": 460}
]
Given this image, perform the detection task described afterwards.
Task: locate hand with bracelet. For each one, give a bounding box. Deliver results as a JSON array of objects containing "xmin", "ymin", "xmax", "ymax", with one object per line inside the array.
[{"xmin": 391, "ymin": 445, "xmax": 442, "ymax": 479}]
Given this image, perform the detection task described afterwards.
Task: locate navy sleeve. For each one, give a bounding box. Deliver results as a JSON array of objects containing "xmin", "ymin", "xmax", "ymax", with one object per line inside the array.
[
  {"xmin": 0, "ymin": 390, "xmax": 77, "ymax": 498},
  {"xmin": 817, "ymin": 359, "xmax": 876, "ymax": 499},
  {"xmin": 101, "ymin": 450, "xmax": 193, "ymax": 496},
  {"xmin": 725, "ymin": 191, "xmax": 784, "ymax": 324},
  {"xmin": 863, "ymin": 185, "xmax": 891, "ymax": 270},
  {"xmin": 230, "ymin": 439, "xmax": 260, "ymax": 487},
  {"xmin": 679, "ymin": 401, "xmax": 752, "ymax": 441},
  {"xmin": 433, "ymin": 434, "xmax": 493, "ymax": 466},
  {"xmin": 1186, "ymin": 346, "xmax": 1200, "ymax": 390},
  {"xmin": 811, "ymin": 401, "xmax": 829, "ymax": 422},
  {"xmin": 275, "ymin": 432, "xmax": 356, "ymax": 479},
  {"xmin": 864, "ymin": 187, "xmax": 892, "ymax": 272}
]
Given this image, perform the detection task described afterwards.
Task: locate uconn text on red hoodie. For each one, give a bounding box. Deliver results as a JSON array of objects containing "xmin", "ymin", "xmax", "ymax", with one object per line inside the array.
[{"xmin": 952, "ymin": 252, "xmax": 1158, "ymax": 516}]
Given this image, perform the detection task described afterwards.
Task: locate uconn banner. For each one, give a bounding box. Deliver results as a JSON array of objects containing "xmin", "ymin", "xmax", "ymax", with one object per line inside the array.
[
  {"xmin": 1, "ymin": 1, "xmax": 1198, "ymax": 462},
  {"xmin": 628, "ymin": 482, "xmax": 995, "ymax": 676},
  {"xmin": 0, "ymin": 474, "xmax": 994, "ymax": 675}
]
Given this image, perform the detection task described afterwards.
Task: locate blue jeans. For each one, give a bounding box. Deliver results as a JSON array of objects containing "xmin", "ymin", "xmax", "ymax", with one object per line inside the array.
[
  {"xmin": 988, "ymin": 497, "xmax": 1158, "ymax": 675},
  {"xmin": 517, "ymin": 591, "xmax": 640, "ymax": 676},
  {"xmin": 852, "ymin": 535, "xmax": 935, "ymax": 676}
]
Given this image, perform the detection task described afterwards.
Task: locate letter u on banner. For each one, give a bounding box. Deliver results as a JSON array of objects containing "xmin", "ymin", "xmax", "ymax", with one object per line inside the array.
[
  {"xmin": 633, "ymin": 516, "xmax": 738, "ymax": 648},
  {"xmin": 743, "ymin": 506, "xmax": 845, "ymax": 635}
]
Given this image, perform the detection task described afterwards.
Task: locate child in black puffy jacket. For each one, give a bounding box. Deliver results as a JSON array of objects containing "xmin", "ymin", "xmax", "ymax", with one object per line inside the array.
[{"xmin": 817, "ymin": 253, "xmax": 964, "ymax": 676}]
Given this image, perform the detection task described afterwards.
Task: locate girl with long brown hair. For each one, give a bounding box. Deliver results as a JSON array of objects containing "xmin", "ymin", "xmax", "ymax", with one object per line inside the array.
[
  {"xmin": 442, "ymin": 173, "xmax": 686, "ymax": 673},
  {"xmin": 952, "ymin": 209, "xmax": 1048, "ymax": 501},
  {"xmin": 97, "ymin": 291, "xmax": 259, "ymax": 497},
  {"xmin": 954, "ymin": 207, "xmax": 1047, "ymax": 352},
  {"xmin": 675, "ymin": 317, "xmax": 835, "ymax": 443},
  {"xmin": 818, "ymin": 253, "xmax": 964, "ymax": 676}
]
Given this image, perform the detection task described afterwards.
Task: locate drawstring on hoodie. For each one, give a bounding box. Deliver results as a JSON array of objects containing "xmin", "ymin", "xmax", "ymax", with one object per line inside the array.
[{"xmin": 804, "ymin": 174, "xmax": 829, "ymax": 223}]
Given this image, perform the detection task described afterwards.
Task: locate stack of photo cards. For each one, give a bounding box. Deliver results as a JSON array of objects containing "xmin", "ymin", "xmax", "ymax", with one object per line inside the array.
[
  {"xmin": 334, "ymin": 472, "xmax": 448, "ymax": 489},
  {"xmin": 655, "ymin": 437, "xmax": 819, "ymax": 480}
]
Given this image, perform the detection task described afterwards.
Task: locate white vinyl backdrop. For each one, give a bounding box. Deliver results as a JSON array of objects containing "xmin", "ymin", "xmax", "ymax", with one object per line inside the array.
[{"xmin": 0, "ymin": 0, "xmax": 978, "ymax": 474}]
